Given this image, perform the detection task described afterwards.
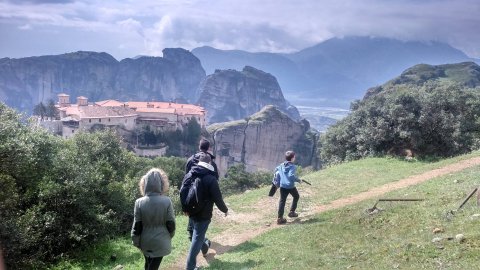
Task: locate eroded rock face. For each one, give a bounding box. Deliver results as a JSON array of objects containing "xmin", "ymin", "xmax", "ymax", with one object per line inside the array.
[
  {"xmin": 0, "ymin": 49, "xmax": 205, "ymax": 112},
  {"xmin": 208, "ymin": 105, "xmax": 318, "ymax": 176},
  {"xmin": 198, "ymin": 66, "xmax": 301, "ymax": 124}
]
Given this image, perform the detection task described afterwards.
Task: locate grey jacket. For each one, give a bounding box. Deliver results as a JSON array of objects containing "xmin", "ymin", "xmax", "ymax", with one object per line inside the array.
[{"xmin": 131, "ymin": 177, "xmax": 176, "ymax": 258}]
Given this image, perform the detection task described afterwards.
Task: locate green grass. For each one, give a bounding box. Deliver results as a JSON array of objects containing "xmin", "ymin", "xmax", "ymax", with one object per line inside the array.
[
  {"xmin": 206, "ymin": 155, "xmax": 480, "ymax": 269},
  {"xmin": 51, "ymin": 151, "xmax": 480, "ymax": 269},
  {"xmin": 50, "ymin": 216, "xmax": 191, "ymax": 270},
  {"xmin": 304, "ymin": 152, "xmax": 480, "ymax": 204}
]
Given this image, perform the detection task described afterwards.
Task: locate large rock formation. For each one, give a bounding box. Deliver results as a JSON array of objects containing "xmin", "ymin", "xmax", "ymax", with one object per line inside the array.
[
  {"xmin": 193, "ymin": 36, "xmax": 476, "ymax": 107},
  {"xmin": 197, "ymin": 66, "xmax": 301, "ymax": 124},
  {"xmin": 208, "ymin": 105, "xmax": 319, "ymax": 176},
  {"xmin": 0, "ymin": 48, "xmax": 205, "ymax": 112}
]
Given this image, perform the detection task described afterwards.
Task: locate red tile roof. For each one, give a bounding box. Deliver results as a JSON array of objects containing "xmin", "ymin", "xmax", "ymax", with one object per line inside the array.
[
  {"xmin": 59, "ymin": 98, "xmax": 205, "ymax": 118},
  {"xmin": 61, "ymin": 106, "xmax": 137, "ymax": 118},
  {"xmin": 95, "ymin": 100, "xmax": 125, "ymax": 107},
  {"xmin": 126, "ymin": 101, "xmax": 204, "ymax": 115},
  {"xmin": 135, "ymin": 107, "xmax": 177, "ymax": 114}
]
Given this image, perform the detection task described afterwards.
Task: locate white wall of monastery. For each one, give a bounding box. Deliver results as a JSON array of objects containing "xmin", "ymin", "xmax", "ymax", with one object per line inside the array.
[
  {"xmin": 137, "ymin": 111, "xmax": 178, "ymax": 122},
  {"xmin": 79, "ymin": 115, "xmax": 136, "ymax": 131}
]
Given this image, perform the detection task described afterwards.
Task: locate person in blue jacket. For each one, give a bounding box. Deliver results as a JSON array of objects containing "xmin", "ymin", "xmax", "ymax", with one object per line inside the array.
[{"xmin": 276, "ymin": 150, "xmax": 302, "ymax": 225}]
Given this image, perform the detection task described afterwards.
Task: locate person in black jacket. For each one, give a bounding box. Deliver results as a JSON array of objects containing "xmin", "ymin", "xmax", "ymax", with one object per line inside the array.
[
  {"xmin": 183, "ymin": 152, "xmax": 228, "ymax": 270},
  {"xmin": 185, "ymin": 138, "xmax": 219, "ymax": 178},
  {"xmin": 184, "ymin": 138, "xmax": 218, "ymax": 255}
]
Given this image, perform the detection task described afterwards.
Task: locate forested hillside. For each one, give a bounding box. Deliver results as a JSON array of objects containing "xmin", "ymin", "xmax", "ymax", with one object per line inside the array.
[{"xmin": 320, "ymin": 62, "xmax": 480, "ymax": 164}]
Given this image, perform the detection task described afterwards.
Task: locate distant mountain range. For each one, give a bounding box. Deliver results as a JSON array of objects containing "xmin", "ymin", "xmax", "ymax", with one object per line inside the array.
[
  {"xmin": 193, "ymin": 36, "xmax": 478, "ymax": 107},
  {"xmin": 1, "ymin": 36, "xmax": 478, "ymax": 127},
  {"xmin": 0, "ymin": 49, "xmax": 300, "ymax": 125}
]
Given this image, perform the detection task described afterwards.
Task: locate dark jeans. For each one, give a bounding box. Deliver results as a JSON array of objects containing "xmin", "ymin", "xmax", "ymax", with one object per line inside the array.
[
  {"xmin": 188, "ymin": 217, "xmax": 210, "ymax": 247},
  {"xmin": 186, "ymin": 219, "xmax": 211, "ymax": 270},
  {"xmin": 278, "ymin": 187, "xmax": 300, "ymax": 218},
  {"xmin": 144, "ymin": 256, "xmax": 163, "ymax": 270}
]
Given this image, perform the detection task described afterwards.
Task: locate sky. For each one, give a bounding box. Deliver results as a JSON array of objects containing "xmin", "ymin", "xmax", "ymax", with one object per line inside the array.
[{"xmin": 1, "ymin": 0, "xmax": 479, "ymax": 60}]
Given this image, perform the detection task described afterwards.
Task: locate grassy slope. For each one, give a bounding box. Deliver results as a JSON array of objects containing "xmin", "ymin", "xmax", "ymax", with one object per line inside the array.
[
  {"xmin": 207, "ymin": 154, "xmax": 480, "ymax": 269},
  {"xmin": 51, "ymin": 151, "xmax": 480, "ymax": 269}
]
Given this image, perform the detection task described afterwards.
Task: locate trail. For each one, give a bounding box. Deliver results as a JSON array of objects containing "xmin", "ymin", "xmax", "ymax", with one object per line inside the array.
[{"xmin": 166, "ymin": 156, "xmax": 480, "ymax": 269}]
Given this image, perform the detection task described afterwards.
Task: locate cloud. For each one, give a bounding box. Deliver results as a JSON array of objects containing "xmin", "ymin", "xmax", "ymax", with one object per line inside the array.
[
  {"xmin": 1, "ymin": 0, "xmax": 479, "ymax": 59},
  {"xmin": 18, "ymin": 23, "xmax": 32, "ymax": 30},
  {"xmin": 6, "ymin": 0, "xmax": 75, "ymax": 4},
  {"xmin": 117, "ymin": 18, "xmax": 144, "ymax": 37},
  {"xmin": 142, "ymin": 15, "xmax": 309, "ymax": 56}
]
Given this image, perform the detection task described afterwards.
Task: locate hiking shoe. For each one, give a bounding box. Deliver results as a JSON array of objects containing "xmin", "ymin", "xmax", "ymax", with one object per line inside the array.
[
  {"xmin": 288, "ymin": 211, "xmax": 298, "ymax": 218},
  {"xmin": 201, "ymin": 239, "xmax": 211, "ymax": 256},
  {"xmin": 277, "ymin": 217, "xmax": 287, "ymax": 225}
]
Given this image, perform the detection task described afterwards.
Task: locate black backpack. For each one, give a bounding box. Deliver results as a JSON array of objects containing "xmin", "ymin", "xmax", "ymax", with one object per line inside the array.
[{"xmin": 180, "ymin": 174, "xmax": 205, "ymax": 215}]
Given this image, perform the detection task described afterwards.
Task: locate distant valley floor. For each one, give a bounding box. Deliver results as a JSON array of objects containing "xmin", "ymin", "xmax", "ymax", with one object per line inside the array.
[{"xmin": 295, "ymin": 104, "xmax": 350, "ymax": 132}]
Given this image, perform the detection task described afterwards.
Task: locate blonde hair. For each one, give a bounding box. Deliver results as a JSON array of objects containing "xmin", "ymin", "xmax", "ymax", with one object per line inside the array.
[{"xmin": 138, "ymin": 168, "xmax": 170, "ymax": 196}]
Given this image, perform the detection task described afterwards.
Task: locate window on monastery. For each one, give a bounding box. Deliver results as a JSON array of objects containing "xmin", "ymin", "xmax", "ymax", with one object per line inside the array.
[
  {"xmin": 89, "ymin": 119, "xmax": 91, "ymax": 123},
  {"xmin": 72, "ymin": 129, "xmax": 75, "ymax": 133},
  {"xmin": 99, "ymin": 119, "xmax": 102, "ymax": 123},
  {"xmin": 108, "ymin": 118, "xmax": 111, "ymax": 122}
]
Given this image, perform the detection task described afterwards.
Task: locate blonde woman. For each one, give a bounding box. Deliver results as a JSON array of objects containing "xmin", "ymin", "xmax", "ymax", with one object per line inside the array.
[{"xmin": 131, "ymin": 168, "xmax": 176, "ymax": 270}]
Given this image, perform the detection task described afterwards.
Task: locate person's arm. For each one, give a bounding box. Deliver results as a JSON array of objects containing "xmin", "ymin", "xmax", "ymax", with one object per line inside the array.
[
  {"xmin": 131, "ymin": 200, "xmax": 142, "ymax": 248},
  {"xmin": 209, "ymin": 177, "xmax": 228, "ymax": 213},
  {"xmin": 166, "ymin": 199, "xmax": 176, "ymax": 238},
  {"xmin": 288, "ymin": 165, "xmax": 301, "ymax": 183}
]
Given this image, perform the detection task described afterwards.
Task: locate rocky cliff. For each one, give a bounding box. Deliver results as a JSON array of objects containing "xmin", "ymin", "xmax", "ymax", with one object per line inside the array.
[
  {"xmin": 0, "ymin": 49, "xmax": 205, "ymax": 112},
  {"xmin": 207, "ymin": 105, "xmax": 319, "ymax": 176},
  {"xmin": 197, "ymin": 66, "xmax": 301, "ymax": 124},
  {"xmin": 194, "ymin": 37, "xmax": 477, "ymax": 107}
]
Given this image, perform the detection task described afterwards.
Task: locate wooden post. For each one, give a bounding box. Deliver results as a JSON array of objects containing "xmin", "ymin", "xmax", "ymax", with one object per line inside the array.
[
  {"xmin": 458, "ymin": 187, "xmax": 478, "ymax": 210},
  {"xmin": 477, "ymin": 186, "xmax": 480, "ymax": 206}
]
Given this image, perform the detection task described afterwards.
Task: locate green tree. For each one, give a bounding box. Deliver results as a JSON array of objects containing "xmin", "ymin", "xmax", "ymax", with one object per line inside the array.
[
  {"xmin": 33, "ymin": 101, "xmax": 47, "ymax": 119},
  {"xmin": 184, "ymin": 117, "xmax": 201, "ymax": 146},
  {"xmin": 45, "ymin": 99, "xmax": 59, "ymax": 119},
  {"xmin": 0, "ymin": 103, "xmax": 60, "ymax": 268},
  {"xmin": 220, "ymin": 164, "xmax": 270, "ymax": 196},
  {"xmin": 320, "ymin": 82, "xmax": 480, "ymax": 165}
]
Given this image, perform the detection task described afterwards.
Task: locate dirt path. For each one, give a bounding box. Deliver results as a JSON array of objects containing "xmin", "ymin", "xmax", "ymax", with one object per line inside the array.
[{"xmin": 166, "ymin": 156, "xmax": 480, "ymax": 269}]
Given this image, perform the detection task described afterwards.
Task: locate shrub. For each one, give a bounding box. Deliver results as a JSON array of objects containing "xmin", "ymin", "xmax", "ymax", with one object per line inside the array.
[
  {"xmin": 220, "ymin": 164, "xmax": 271, "ymax": 196},
  {"xmin": 320, "ymin": 82, "xmax": 480, "ymax": 165}
]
